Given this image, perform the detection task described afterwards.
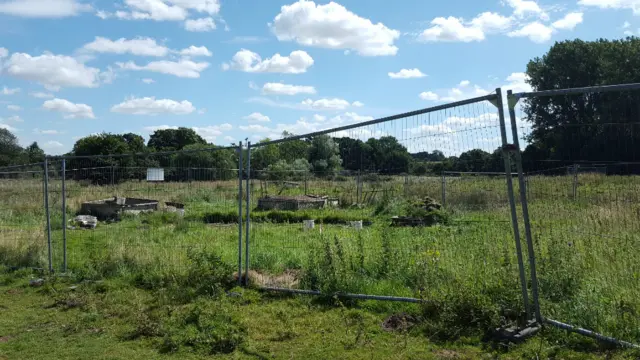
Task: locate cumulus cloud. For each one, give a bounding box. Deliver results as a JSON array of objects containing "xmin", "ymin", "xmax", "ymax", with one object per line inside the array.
[
  {"xmin": 301, "ymin": 98, "xmax": 351, "ymax": 111},
  {"xmin": 102, "ymin": 0, "xmax": 221, "ymax": 21},
  {"xmin": 192, "ymin": 123, "xmax": 232, "ymax": 142},
  {"xmin": 43, "ymin": 98, "xmax": 95, "ymax": 119},
  {"xmin": 579, "ymin": 0, "xmax": 640, "ymax": 14},
  {"xmin": 505, "ymin": 0, "xmax": 548, "ymax": 19},
  {"xmin": 419, "ymin": 12, "xmax": 512, "ymax": 42},
  {"xmin": 179, "ymin": 45, "xmax": 212, "ymax": 57},
  {"xmin": 388, "ymin": 68, "xmax": 426, "ymax": 79},
  {"xmin": 111, "ymin": 96, "xmax": 195, "ymax": 115},
  {"xmin": 262, "ymin": 82, "xmax": 316, "ymax": 95},
  {"xmin": 184, "ymin": 17, "xmax": 216, "ymax": 31},
  {"xmin": 551, "ymin": 12, "xmax": 583, "ymax": 30},
  {"xmin": 505, "ymin": 72, "xmax": 532, "ymax": 93},
  {"xmin": 3, "ymin": 52, "xmax": 101, "ymax": 89},
  {"xmin": 419, "ymin": 91, "xmax": 439, "ymax": 101},
  {"xmin": 81, "ymin": 36, "xmax": 169, "ymax": 56},
  {"xmin": 222, "ymin": 49, "xmax": 313, "ymax": 74},
  {"xmin": 117, "ymin": 59, "xmax": 209, "ymax": 78},
  {"xmin": 0, "ymin": 47, "xmax": 8, "ymax": 58},
  {"xmin": 508, "ymin": 22, "xmax": 554, "ymax": 43},
  {"xmin": 419, "ymin": 81, "xmax": 490, "ymax": 102},
  {"xmin": 1, "ymin": 86, "xmax": 20, "ymax": 95},
  {"xmin": 244, "ymin": 112, "xmax": 270, "ymax": 122},
  {"xmin": 271, "ymin": 0, "xmax": 399, "ymax": 56},
  {"xmin": 30, "ymin": 91, "xmax": 54, "ymax": 98},
  {"xmin": 0, "ymin": 0, "xmax": 91, "ymax": 18}
]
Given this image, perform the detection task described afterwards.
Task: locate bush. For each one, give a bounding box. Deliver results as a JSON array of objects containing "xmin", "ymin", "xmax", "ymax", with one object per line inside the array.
[{"xmin": 201, "ymin": 210, "xmax": 371, "ymax": 225}]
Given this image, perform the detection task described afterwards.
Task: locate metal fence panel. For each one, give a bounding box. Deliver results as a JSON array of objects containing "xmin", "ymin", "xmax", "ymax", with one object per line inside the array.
[
  {"xmin": 509, "ymin": 84, "xmax": 640, "ymax": 347},
  {"xmin": 244, "ymin": 92, "xmax": 533, "ymax": 329}
]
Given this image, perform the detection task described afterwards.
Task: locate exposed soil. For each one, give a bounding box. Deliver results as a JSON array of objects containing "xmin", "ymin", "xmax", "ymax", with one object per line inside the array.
[{"xmin": 381, "ymin": 313, "xmax": 416, "ymax": 332}]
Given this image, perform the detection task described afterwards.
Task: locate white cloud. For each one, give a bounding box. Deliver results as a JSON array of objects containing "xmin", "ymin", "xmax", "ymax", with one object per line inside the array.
[
  {"xmin": 43, "ymin": 98, "xmax": 95, "ymax": 119},
  {"xmin": 0, "ymin": 123, "xmax": 17, "ymax": 131},
  {"xmin": 30, "ymin": 91, "xmax": 54, "ymax": 98},
  {"xmin": 508, "ymin": 22, "xmax": 554, "ymax": 43},
  {"xmin": 34, "ymin": 128, "xmax": 61, "ymax": 135},
  {"xmin": 192, "ymin": 123, "xmax": 232, "ymax": 142},
  {"xmin": 0, "ymin": 47, "xmax": 7, "ymax": 58},
  {"xmin": 223, "ymin": 49, "xmax": 313, "ymax": 74},
  {"xmin": 239, "ymin": 124, "xmax": 270, "ymax": 132},
  {"xmin": 117, "ymin": 59, "xmax": 209, "ymax": 78},
  {"xmin": 223, "ymin": 135, "xmax": 235, "ymax": 142},
  {"xmin": 470, "ymin": 11, "xmax": 513, "ymax": 31},
  {"xmin": 4, "ymin": 52, "xmax": 101, "ymax": 89},
  {"xmin": 244, "ymin": 112, "xmax": 270, "ymax": 122},
  {"xmin": 352, "ymin": 101, "xmax": 364, "ymax": 107},
  {"xmin": 301, "ymin": 98, "xmax": 351, "ymax": 111},
  {"xmin": 111, "ymin": 96, "xmax": 195, "ymax": 115},
  {"xmin": 551, "ymin": 12, "xmax": 583, "ymax": 30},
  {"xmin": 262, "ymin": 82, "xmax": 316, "ymax": 95},
  {"xmin": 579, "ymin": 0, "xmax": 640, "ymax": 14},
  {"xmin": 313, "ymin": 114, "xmax": 326, "ymax": 122},
  {"xmin": 1, "ymin": 86, "xmax": 20, "ymax": 95},
  {"xmin": 419, "ymin": 16, "xmax": 486, "ymax": 42},
  {"xmin": 623, "ymin": 21, "xmax": 631, "ymax": 28},
  {"xmin": 419, "ymin": 91, "xmax": 439, "ymax": 101},
  {"xmin": 43, "ymin": 140, "xmax": 63, "ymax": 148},
  {"xmin": 141, "ymin": 78, "xmax": 155, "ymax": 84},
  {"xmin": 1, "ymin": 115, "xmax": 23, "ymax": 123},
  {"xmin": 103, "ymin": 0, "xmax": 220, "ymax": 21},
  {"xmin": 388, "ymin": 68, "xmax": 426, "ymax": 79},
  {"xmin": 184, "ymin": 17, "xmax": 215, "ymax": 31},
  {"xmin": 81, "ymin": 36, "xmax": 169, "ymax": 57},
  {"xmin": 506, "ymin": 0, "xmax": 548, "ymax": 19},
  {"xmin": 505, "ymin": 72, "xmax": 532, "ymax": 93},
  {"xmin": 7, "ymin": 105, "xmax": 21, "ymax": 111},
  {"xmin": 0, "ymin": 0, "xmax": 91, "ymax": 18},
  {"xmin": 459, "ymin": 80, "xmax": 470, "ymax": 87},
  {"xmin": 179, "ymin": 45, "xmax": 212, "ymax": 57},
  {"xmin": 143, "ymin": 125, "xmax": 179, "ymax": 132},
  {"xmin": 271, "ymin": 0, "xmax": 399, "ymax": 56}
]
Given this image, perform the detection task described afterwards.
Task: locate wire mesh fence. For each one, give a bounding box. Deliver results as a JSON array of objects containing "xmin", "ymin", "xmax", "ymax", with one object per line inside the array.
[
  {"xmin": 509, "ymin": 84, "xmax": 640, "ymax": 347},
  {"xmin": 41, "ymin": 147, "xmax": 243, "ymax": 280},
  {"xmin": 244, "ymin": 91, "xmax": 533, "ymax": 331}
]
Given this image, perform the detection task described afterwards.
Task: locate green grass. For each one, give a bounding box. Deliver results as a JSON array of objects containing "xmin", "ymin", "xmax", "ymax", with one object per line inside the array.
[
  {"xmin": 1, "ymin": 270, "xmax": 639, "ymax": 360},
  {"xmin": 1, "ymin": 172, "xmax": 640, "ymax": 355}
]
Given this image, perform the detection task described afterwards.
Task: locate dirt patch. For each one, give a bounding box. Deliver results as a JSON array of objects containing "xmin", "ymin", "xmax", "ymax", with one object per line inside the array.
[
  {"xmin": 6, "ymin": 289, "xmax": 22, "ymax": 295},
  {"xmin": 0, "ymin": 336, "xmax": 13, "ymax": 343},
  {"xmin": 432, "ymin": 349, "xmax": 461, "ymax": 359},
  {"xmin": 381, "ymin": 313, "xmax": 416, "ymax": 332},
  {"xmin": 234, "ymin": 270, "xmax": 300, "ymax": 289}
]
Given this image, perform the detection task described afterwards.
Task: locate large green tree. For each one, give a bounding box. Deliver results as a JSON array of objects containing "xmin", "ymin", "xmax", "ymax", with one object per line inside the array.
[
  {"xmin": 366, "ymin": 136, "xmax": 411, "ymax": 174},
  {"xmin": 308, "ymin": 135, "xmax": 342, "ymax": 176},
  {"xmin": 523, "ymin": 38, "xmax": 640, "ymax": 171},
  {"xmin": 0, "ymin": 129, "xmax": 24, "ymax": 167},
  {"xmin": 147, "ymin": 127, "xmax": 206, "ymax": 152}
]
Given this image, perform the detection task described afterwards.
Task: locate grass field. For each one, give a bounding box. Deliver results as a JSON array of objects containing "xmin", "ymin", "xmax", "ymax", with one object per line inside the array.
[{"xmin": 1, "ymin": 170, "xmax": 640, "ymax": 357}]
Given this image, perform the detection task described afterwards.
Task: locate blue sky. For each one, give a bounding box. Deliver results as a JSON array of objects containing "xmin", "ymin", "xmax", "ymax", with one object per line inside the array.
[{"xmin": 0, "ymin": 0, "xmax": 634, "ymax": 155}]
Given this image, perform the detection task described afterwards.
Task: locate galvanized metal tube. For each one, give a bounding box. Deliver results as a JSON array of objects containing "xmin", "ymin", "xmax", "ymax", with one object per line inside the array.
[
  {"xmin": 61, "ymin": 158, "xmax": 67, "ymax": 273},
  {"xmin": 43, "ymin": 159, "xmax": 53, "ymax": 273},
  {"xmin": 496, "ymin": 88, "xmax": 531, "ymax": 321},
  {"xmin": 237, "ymin": 142, "xmax": 243, "ymax": 286},
  {"xmin": 545, "ymin": 318, "xmax": 640, "ymax": 349},
  {"xmin": 251, "ymin": 93, "xmax": 498, "ymax": 148},
  {"xmin": 507, "ymin": 90, "xmax": 542, "ymax": 323},
  {"xmin": 513, "ymin": 82, "xmax": 640, "ymax": 99},
  {"xmin": 259, "ymin": 287, "xmax": 424, "ymax": 303},
  {"xmin": 244, "ymin": 142, "xmax": 251, "ymax": 286}
]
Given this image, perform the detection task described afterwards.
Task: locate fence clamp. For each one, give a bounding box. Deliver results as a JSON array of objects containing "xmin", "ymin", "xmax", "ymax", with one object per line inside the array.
[{"xmin": 502, "ymin": 144, "xmax": 518, "ymax": 152}]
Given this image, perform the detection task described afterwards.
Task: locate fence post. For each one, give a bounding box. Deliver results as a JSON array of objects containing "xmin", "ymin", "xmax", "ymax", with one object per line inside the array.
[
  {"xmin": 244, "ymin": 141, "xmax": 251, "ymax": 286},
  {"xmin": 304, "ymin": 171, "xmax": 308, "ymax": 195},
  {"xmin": 507, "ymin": 89, "xmax": 542, "ymax": 323},
  {"xmin": 43, "ymin": 158, "xmax": 53, "ymax": 273},
  {"xmin": 61, "ymin": 158, "xmax": 67, "ymax": 273},
  {"xmin": 572, "ymin": 164, "xmax": 578, "ymax": 200},
  {"xmin": 441, "ymin": 173, "xmax": 446, "ymax": 207},
  {"xmin": 111, "ymin": 165, "xmax": 114, "ymax": 186},
  {"xmin": 357, "ymin": 170, "xmax": 362, "ymax": 203},
  {"xmin": 237, "ymin": 142, "xmax": 243, "ymax": 285},
  {"xmin": 495, "ymin": 88, "xmax": 531, "ymax": 322}
]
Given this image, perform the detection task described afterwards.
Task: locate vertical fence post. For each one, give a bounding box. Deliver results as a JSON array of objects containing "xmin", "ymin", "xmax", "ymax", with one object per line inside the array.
[
  {"xmin": 441, "ymin": 173, "xmax": 446, "ymax": 207},
  {"xmin": 572, "ymin": 164, "xmax": 578, "ymax": 200},
  {"xmin": 495, "ymin": 88, "xmax": 531, "ymax": 322},
  {"xmin": 244, "ymin": 142, "xmax": 251, "ymax": 286},
  {"xmin": 304, "ymin": 171, "xmax": 308, "ymax": 195},
  {"xmin": 507, "ymin": 89, "xmax": 542, "ymax": 323},
  {"xmin": 43, "ymin": 158, "xmax": 53, "ymax": 273},
  {"xmin": 237, "ymin": 142, "xmax": 243, "ymax": 285},
  {"xmin": 357, "ymin": 170, "xmax": 362, "ymax": 203},
  {"xmin": 61, "ymin": 158, "xmax": 67, "ymax": 273},
  {"xmin": 111, "ymin": 165, "xmax": 115, "ymax": 187}
]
